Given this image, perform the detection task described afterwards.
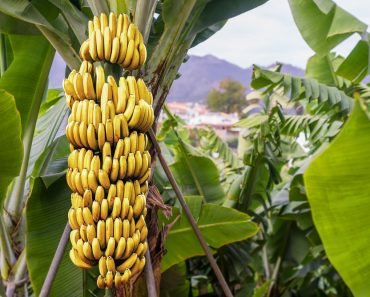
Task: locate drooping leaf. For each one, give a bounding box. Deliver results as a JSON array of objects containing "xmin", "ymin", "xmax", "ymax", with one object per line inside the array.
[
  {"xmin": 336, "ymin": 40, "xmax": 369, "ymax": 83},
  {"xmin": 161, "ymin": 196, "xmax": 259, "ymax": 271},
  {"xmin": 234, "ymin": 115, "xmax": 269, "ymax": 129},
  {"xmin": 0, "ymin": 34, "xmax": 55, "ymax": 134},
  {"xmin": 304, "ymin": 100, "xmax": 370, "ymax": 296},
  {"xmin": 288, "ymin": 0, "xmax": 367, "ymax": 54},
  {"xmin": 26, "ymin": 176, "xmax": 83, "ymax": 297},
  {"xmin": 0, "ymin": 90, "xmax": 22, "ymax": 204},
  {"xmin": 28, "ymin": 89, "xmax": 68, "ymax": 178},
  {"xmin": 170, "ymin": 139, "xmax": 225, "ymax": 203}
]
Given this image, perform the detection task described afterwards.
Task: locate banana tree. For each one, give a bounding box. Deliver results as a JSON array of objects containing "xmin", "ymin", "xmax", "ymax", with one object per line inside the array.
[{"xmin": 0, "ymin": 0, "xmax": 269, "ymax": 296}]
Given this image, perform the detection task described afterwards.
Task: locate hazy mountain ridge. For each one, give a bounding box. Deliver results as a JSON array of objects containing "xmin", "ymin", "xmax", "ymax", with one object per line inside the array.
[
  {"xmin": 48, "ymin": 54, "xmax": 304, "ymax": 101},
  {"xmin": 167, "ymin": 54, "xmax": 304, "ymax": 102}
]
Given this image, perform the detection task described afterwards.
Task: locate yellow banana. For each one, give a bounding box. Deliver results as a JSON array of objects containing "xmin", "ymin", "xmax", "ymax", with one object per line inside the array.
[
  {"xmin": 102, "ymin": 155, "xmax": 112, "ymax": 174},
  {"xmin": 106, "ymin": 256, "xmax": 116, "ymax": 272},
  {"xmin": 134, "ymin": 151, "xmax": 143, "ymax": 177},
  {"xmin": 131, "ymin": 256, "xmax": 145, "ymax": 276},
  {"xmin": 87, "ymin": 124, "xmax": 98, "ymax": 150},
  {"xmin": 96, "ymin": 29, "xmax": 104, "ymax": 61},
  {"xmin": 107, "ymin": 184, "xmax": 116, "ymax": 209},
  {"xmin": 127, "ymin": 206, "xmax": 134, "ymax": 221},
  {"xmin": 116, "ymin": 180, "xmax": 124, "ymax": 199},
  {"xmin": 128, "ymin": 105, "xmax": 141, "ymax": 129},
  {"xmin": 83, "ymin": 189, "xmax": 92, "ymax": 208},
  {"xmin": 123, "ymin": 136, "xmax": 130, "ymax": 157},
  {"xmin": 83, "ymin": 207, "xmax": 94, "ymax": 225},
  {"xmin": 105, "ymin": 119, "xmax": 114, "ymax": 143},
  {"xmin": 74, "ymin": 172, "xmax": 84, "ymax": 195},
  {"xmin": 92, "ymin": 201, "xmax": 100, "ymax": 222},
  {"xmin": 72, "ymin": 122, "xmax": 83, "ymax": 147},
  {"xmin": 113, "ymin": 115, "xmax": 121, "ymax": 143},
  {"xmin": 114, "ymin": 139, "xmax": 124, "ymax": 159},
  {"xmin": 97, "ymin": 275, "xmax": 105, "ymax": 289},
  {"xmin": 113, "ymin": 218, "xmax": 123, "ymax": 243},
  {"xmin": 83, "ymin": 242, "xmax": 94, "ymax": 260},
  {"xmin": 93, "ymin": 15, "xmax": 100, "ymax": 31},
  {"xmin": 124, "ymin": 180, "xmax": 133, "ymax": 200},
  {"xmin": 79, "ymin": 225, "xmax": 87, "ymax": 242},
  {"xmin": 112, "ymin": 197, "xmax": 122, "ymax": 220},
  {"xmin": 99, "ymin": 169, "xmax": 111, "ymax": 189},
  {"xmin": 73, "ymin": 72, "xmax": 85, "ymax": 99},
  {"xmin": 118, "ymin": 155, "xmax": 127, "ymax": 179},
  {"xmin": 92, "ymin": 238, "xmax": 103, "ymax": 260},
  {"xmin": 95, "ymin": 185, "xmax": 105, "ymax": 203},
  {"xmin": 86, "ymin": 224, "xmax": 96, "ymax": 245},
  {"xmin": 90, "ymin": 155, "xmax": 100, "ymax": 177},
  {"xmin": 122, "ymin": 39, "xmax": 134, "ymax": 68},
  {"xmin": 116, "ymin": 14, "xmax": 123, "ymax": 37},
  {"xmin": 127, "ymin": 153, "xmax": 135, "ymax": 178},
  {"xmin": 100, "ymin": 12, "xmax": 108, "ymax": 32},
  {"xmin": 97, "ymin": 220, "xmax": 106, "ymax": 249},
  {"xmin": 83, "ymin": 73, "xmax": 95, "ymax": 100},
  {"xmin": 130, "ymin": 218, "xmax": 136, "ymax": 237},
  {"xmin": 93, "ymin": 104, "xmax": 102, "ymax": 129},
  {"xmin": 123, "ymin": 95, "xmax": 135, "ymax": 122},
  {"xmin": 109, "ymin": 12, "xmax": 117, "ymax": 39},
  {"xmin": 79, "ymin": 122, "xmax": 89, "ymax": 148},
  {"xmin": 88, "ymin": 170, "xmax": 98, "ymax": 193},
  {"xmin": 110, "ymin": 158, "xmax": 119, "ymax": 182},
  {"xmin": 122, "ymin": 14, "xmax": 129, "ymax": 35},
  {"xmin": 63, "ymin": 79, "xmax": 77, "ymax": 99},
  {"xmin": 139, "ymin": 152, "xmax": 149, "ymax": 177},
  {"xmin": 107, "ymin": 76, "xmax": 118, "ymax": 108},
  {"xmin": 139, "ymin": 42, "xmax": 147, "ymax": 67},
  {"xmin": 129, "ymin": 131, "xmax": 138, "ymax": 153},
  {"xmin": 74, "ymin": 147, "xmax": 86, "ymax": 171},
  {"xmin": 135, "ymin": 215, "xmax": 145, "ymax": 231},
  {"xmin": 102, "ymin": 141, "xmax": 112, "ymax": 160},
  {"xmin": 98, "ymin": 123, "xmax": 106, "ymax": 150},
  {"xmin": 83, "ymin": 149, "xmax": 93, "ymax": 171},
  {"xmin": 122, "ymin": 219, "xmax": 130, "ymax": 239},
  {"xmin": 98, "ymin": 256, "xmax": 107, "ymax": 276},
  {"xmin": 117, "ymin": 86, "xmax": 127, "ymax": 113},
  {"xmin": 121, "ymin": 268, "xmax": 131, "ymax": 284},
  {"xmin": 100, "ymin": 199, "xmax": 109, "ymax": 220},
  {"xmin": 105, "ymin": 217, "xmax": 114, "ymax": 243},
  {"xmin": 120, "ymin": 115, "xmax": 129, "ymax": 138},
  {"xmin": 133, "ymin": 180, "xmax": 141, "ymax": 197},
  {"xmin": 121, "ymin": 198, "xmax": 130, "ymax": 220},
  {"xmin": 140, "ymin": 225, "xmax": 148, "ymax": 242},
  {"xmin": 117, "ymin": 253, "xmax": 137, "ymax": 272},
  {"xmin": 128, "ymin": 49, "xmax": 139, "ymax": 70},
  {"xmin": 68, "ymin": 149, "xmax": 78, "ymax": 169},
  {"xmin": 105, "ymin": 237, "xmax": 116, "ymax": 257},
  {"xmin": 117, "ymin": 33, "xmax": 128, "ymax": 64},
  {"xmin": 95, "ymin": 65, "xmax": 105, "ymax": 99},
  {"xmin": 115, "ymin": 237, "xmax": 126, "ymax": 259},
  {"xmin": 105, "ymin": 271, "xmax": 113, "ymax": 288},
  {"xmin": 114, "ymin": 271, "xmax": 122, "ymax": 289},
  {"xmin": 132, "ymin": 232, "xmax": 140, "ymax": 250},
  {"xmin": 79, "ymin": 40, "xmax": 91, "ymax": 62},
  {"xmin": 139, "ymin": 168, "xmax": 151, "ymax": 184},
  {"xmin": 68, "ymin": 208, "xmax": 79, "ymax": 230},
  {"xmin": 70, "ymin": 229, "xmax": 80, "ymax": 249},
  {"xmin": 70, "ymin": 248, "xmax": 93, "ymax": 269}
]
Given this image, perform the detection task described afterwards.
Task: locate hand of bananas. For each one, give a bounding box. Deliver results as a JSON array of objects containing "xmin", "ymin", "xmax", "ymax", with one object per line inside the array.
[{"xmin": 64, "ymin": 12, "xmax": 152, "ymax": 290}]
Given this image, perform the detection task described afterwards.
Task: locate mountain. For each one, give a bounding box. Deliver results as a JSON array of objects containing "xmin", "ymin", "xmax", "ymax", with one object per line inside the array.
[
  {"xmin": 167, "ymin": 54, "xmax": 304, "ymax": 102},
  {"xmin": 48, "ymin": 54, "xmax": 304, "ymax": 101}
]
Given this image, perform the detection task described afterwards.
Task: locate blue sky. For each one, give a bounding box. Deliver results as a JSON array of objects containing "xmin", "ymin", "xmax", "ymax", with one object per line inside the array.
[{"xmin": 189, "ymin": 0, "xmax": 370, "ymax": 68}]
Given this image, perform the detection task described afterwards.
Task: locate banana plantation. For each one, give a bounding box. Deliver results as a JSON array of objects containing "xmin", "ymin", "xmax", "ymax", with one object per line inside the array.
[{"xmin": 0, "ymin": 0, "xmax": 369, "ymax": 296}]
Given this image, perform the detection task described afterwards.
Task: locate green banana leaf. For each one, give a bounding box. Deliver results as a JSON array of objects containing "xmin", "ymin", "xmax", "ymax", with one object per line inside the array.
[
  {"xmin": 288, "ymin": 0, "xmax": 367, "ymax": 55},
  {"xmin": 0, "ymin": 90, "xmax": 22, "ymax": 204},
  {"xmin": 161, "ymin": 196, "xmax": 259, "ymax": 271},
  {"xmin": 26, "ymin": 176, "xmax": 83, "ymax": 297},
  {"xmin": 304, "ymin": 100, "xmax": 370, "ymax": 297},
  {"xmin": 0, "ymin": 34, "xmax": 54, "ymax": 134},
  {"xmin": 170, "ymin": 139, "xmax": 225, "ymax": 203}
]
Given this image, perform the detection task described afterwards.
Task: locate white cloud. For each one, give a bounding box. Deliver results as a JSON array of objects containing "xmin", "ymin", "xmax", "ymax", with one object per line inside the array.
[{"xmin": 188, "ymin": 0, "xmax": 370, "ymax": 68}]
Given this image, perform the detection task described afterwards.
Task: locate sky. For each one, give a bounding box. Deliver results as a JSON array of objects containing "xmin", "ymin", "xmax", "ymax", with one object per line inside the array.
[{"xmin": 188, "ymin": 0, "xmax": 370, "ymax": 68}]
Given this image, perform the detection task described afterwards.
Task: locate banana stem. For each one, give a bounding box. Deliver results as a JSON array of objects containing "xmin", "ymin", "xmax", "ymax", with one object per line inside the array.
[
  {"xmin": 134, "ymin": 0, "xmax": 157, "ymax": 43},
  {"xmin": 5, "ymin": 249, "xmax": 27, "ymax": 297},
  {"xmin": 144, "ymin": 245, "xmax": 157, "ymax": 297},
  {"xmin": 0, "ymin": 34, "xmax": 8, "ymax": 76},
  {"xmin": 0, "ymin": 217, "xmax": 15, "ymax": 267},
  {"xmin": 148, "ymin": 128, "xmax": 233, "ymax": 297},
  {"xmin": 39, "ymin": 223, "xmax": 71, "ymax": 297}
]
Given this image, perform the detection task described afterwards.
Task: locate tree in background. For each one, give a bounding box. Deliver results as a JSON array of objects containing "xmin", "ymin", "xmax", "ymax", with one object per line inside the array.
[{"xmin": 207, "ymin": 79, "xmax": 246, "ymax": 115}]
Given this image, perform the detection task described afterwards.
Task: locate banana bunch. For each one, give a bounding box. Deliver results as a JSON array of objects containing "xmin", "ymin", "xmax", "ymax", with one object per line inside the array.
[
  {"xmin": 64, "ymin": 13, "xmax": 153, "ymax": 290},
  {"xmin": 79, "ymin": 12, "xmax": 146, "ymax": 70}
]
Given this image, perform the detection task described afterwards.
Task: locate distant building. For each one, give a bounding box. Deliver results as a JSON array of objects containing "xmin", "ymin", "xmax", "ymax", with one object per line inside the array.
[{"xmin": 166, "ymin": 102, "xmax": 239, "ymax": 140}]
